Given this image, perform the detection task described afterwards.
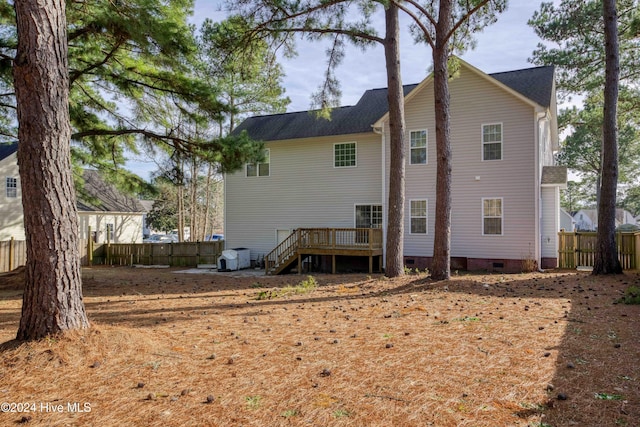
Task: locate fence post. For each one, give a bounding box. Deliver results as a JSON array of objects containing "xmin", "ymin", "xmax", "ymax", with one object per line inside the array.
[
  {"xmin": 9, "ymin": 236, "xmax": 14, "ymax": 271},
  {"xmin": 87, "ymin": 226, "xmax": 93, "ymax": 266}
]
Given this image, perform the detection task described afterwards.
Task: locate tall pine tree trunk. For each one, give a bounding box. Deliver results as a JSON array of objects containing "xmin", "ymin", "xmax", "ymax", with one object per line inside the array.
[
  {"xmin": 593, "ymin": 0, "xmax": 622, "ymax": 275},
  {"xmin": 13, "ymin": 0, "xmax": 89, "ymax": 340},
  {"xmin": 430, "ymin": 0, "xmax": 453, "ymax": 281},
  {"xmin": 384, "ymin": 2, "xmax": 406, "ymax": 278}
]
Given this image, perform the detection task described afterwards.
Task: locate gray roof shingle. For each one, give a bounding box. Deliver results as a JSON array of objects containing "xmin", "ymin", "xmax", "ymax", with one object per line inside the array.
[
  {"xmin": 233, "ymin": 65, "xmax": 555, "ymax": 142},
  {"xmin": 0, "ymin": 142, "xmax": 18, "ymax": 161},
  {"xmin": 541, "ymin": 166, "xmax": 568, "ymax": 185},
  {"xmin": 77, "ymin": 169, "xmax": 146, "ymax": 213}
]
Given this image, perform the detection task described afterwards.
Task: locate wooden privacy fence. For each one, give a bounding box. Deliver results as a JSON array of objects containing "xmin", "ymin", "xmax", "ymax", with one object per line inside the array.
[
  {"xmin": 558, "ymin": 231, "xmax": 640, "ymax": 269},
  {"xmin": 103, "ymin": 241, "xmax": 224, "ymax": 267},
  {"xmin": 0, "ymin": 239, "xmax": 224, "ymax": 273}
]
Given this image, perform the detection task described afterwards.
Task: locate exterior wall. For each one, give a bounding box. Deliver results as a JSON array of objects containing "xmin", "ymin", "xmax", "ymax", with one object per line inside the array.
[
  {"xmin": 385, "ymin": 65, "xmax": 540, "ymax": 264},
  {"xmin": 78, "ymin": 212, "xmax": 144, "ymax": 244},
  {"xmin": 560, "ymin": 208, "xmax": 575, "ymax": 232},
  {"xmin": 541, "ymin": 186, "xmax": 560, "ymax": 266},
  {"xmin": 225, "ymin": 133, "xmax": 382, "ymax": 259},
  {"xmin": 0, "ymin": 153, "xmax": 25, "ymax": 240},
  {"xmin": 574, "ymin": 210, "xmax": 596, "ymax": 231}
]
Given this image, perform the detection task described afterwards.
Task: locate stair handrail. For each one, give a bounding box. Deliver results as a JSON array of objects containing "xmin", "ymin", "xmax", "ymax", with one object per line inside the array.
[{"xmin": 265, "ymin": 229, "xmax": 302, "ymax": 274}]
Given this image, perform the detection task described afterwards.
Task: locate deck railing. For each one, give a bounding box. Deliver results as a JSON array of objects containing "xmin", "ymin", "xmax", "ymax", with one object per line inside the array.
[{"xmin": 265, "ymin": 228, "xmax": 383, "ymax": 274}]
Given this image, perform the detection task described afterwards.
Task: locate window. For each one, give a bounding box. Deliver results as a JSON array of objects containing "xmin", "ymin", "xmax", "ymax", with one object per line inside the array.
[
  {"xmin": 334, "ymin": 142, "xmax": 356, "ymax": 167},
  {"xmin": 483, "ymin": 198, "xmax": 503, "ymax": 235},
  {"xmin": 355, "ymin": 205, "xmax": 382, "ymax": 228},
  {"xmin": 6, "ymin": 177, "xmax": 17, "ymax": 198},
  {"xmin": 482, "ymin": 123, "xmax": 502, "ymax": 161},
  {"xmin": 410, "ymin": 200, "xmax": 427, "ymax": 234},
  {"xmin": 246, "ymin": 149, "xmax": 270, "ymax": 177},
  {"xmin": 410, "ymin": 130, "xmax": 427, "ymax": 164},
  {"xmin": 106, "ymin": 223, "xmax": 114, "ymax": 242}
]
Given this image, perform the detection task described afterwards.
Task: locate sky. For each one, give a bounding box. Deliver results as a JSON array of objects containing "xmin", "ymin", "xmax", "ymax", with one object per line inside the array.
[
  {"xmin": 192, "ymin": 0, "xmax": 559, "ymax": 112},
  {"xmin": 127, "ymin": 1, "xmax": 562, "ymax": 178}
]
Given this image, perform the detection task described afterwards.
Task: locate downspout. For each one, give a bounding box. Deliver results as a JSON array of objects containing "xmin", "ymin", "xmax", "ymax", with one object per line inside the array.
[
  {"xmin": 535, "ymin": 110, "xmax": 548, "ymax": 271},
  {"xmin": 373, "ymin": 125, "xmax": 386, "ymax": 269}
]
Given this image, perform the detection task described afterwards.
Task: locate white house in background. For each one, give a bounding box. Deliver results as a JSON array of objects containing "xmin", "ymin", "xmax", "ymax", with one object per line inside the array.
[
  {"xmin": 1, "ymin": 143, "xmax": 146, "ymax": 243},
  {"xmin": 225, "ymin": 59, "xmax": 567, "ymax": 273},
  {"xmin": 573, "ymin": 208, "xmax": 638, "ymax": 231},
  {"xmin": 560, "ymin": 208, "xmax": 575, "ymax": 232},
  {"xmin": 573, "ymin": 209, "xmax": 596, "ymax": 231}
]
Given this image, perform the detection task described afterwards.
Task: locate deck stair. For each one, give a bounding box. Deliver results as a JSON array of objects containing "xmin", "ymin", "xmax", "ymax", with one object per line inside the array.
[{"xmin": 265, "ymin": 228, "xmax": 384, "ymax": 275}]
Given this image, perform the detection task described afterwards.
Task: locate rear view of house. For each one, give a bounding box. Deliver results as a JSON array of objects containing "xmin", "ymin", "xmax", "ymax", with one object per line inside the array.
[{"xmin": 225, "ymin": 59, "xmax": 567, "ymax": 273}]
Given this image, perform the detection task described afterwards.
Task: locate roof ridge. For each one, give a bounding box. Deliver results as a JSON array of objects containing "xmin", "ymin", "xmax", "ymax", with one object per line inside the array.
[{"xmin": 489, "ymin": 64, "xmax": 554, "ymax": 76}]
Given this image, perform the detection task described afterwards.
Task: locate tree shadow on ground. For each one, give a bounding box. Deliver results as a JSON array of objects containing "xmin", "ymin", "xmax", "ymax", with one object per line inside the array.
[{"xmin": 1, "ymin": 267, "xmax": 638, "ymax": 425}]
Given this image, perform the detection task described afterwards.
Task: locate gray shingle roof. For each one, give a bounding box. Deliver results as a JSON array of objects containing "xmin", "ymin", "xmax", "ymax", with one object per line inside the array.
[
  {"xmin": 77, "ymin": 169, "xmax": 146, "ymax": 213},
  {"xmin": 0, "ymin": 142, "xmax": 18, "ymax": 161},
  {"xmin": 541, "ymin": 166, "xmax": 568, "ymax": 185},
  {"xmin": 233, "ymin": 65, "xmax": 555, "ymax": 142},
  {"xmin": 233, "ymin": 84, "xmax": 418, "ymax": 141},
  {"xmin": 491, "ymin": 65, "xmax": 555, "ymax": 108}
]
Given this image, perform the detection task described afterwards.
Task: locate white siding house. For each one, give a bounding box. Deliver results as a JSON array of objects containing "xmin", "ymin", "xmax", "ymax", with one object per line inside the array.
[
  {"xmin": 574, "ymin": 208, "xmax": 638, "ymax": 231},
  {"xmin": 226, "ymin": 60, "xmax": 567, "ymax": 273},
  {"xmin": 0, "ymin": 144, "xmax": 145, "ymax": 243},
  {"xmin": 0, "ymin": 144, "xmax": 25, "ymax": 240}
]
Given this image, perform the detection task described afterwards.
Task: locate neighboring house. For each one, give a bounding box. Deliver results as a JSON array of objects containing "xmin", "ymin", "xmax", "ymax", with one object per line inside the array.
[
  {"xmin": 573, "ymin": 209, "xmax": 596, "ymax": 231},
  {"xmin": 574, "ymin": 208, "xmax": 637, "ymax": 231},
  {"xmin": 225, "ymin": 59, "xmax": 567, "ymax": 273},
  {"xmin": 0, "ymin": 143, "xmax": 146, "ymax": 243},
  {"xmin": 560, "ymin": 208, "xmax": 575, "ymax": 232}
]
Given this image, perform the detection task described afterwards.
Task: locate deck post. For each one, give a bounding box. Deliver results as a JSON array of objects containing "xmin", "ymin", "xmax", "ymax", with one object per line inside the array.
[
  {"xmin": 332, "ymin": 254, "xmax": 336, "ymax": 274},
  {"xmin": 369, "ymin": 255, "xmax": 372, "ymax": 274},
  {"xmin": 298, "ymin": 252, "xmax": 302, "ymax": 275}
]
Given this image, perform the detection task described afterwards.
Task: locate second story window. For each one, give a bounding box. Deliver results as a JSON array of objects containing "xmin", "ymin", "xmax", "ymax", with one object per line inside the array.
[
  {"xmin": 6, "ymin": 177, "xmax": 17, "ymax": 198},
  {"xmin": 246, "ymin": 149, "xmax": 270, "ymax": 177},
  {"xmin": 482, "ymin": 123, "xmax": 502, "ymax": 161},
  {"xmin": 410, "ymin": 130, "xmax": 427, "ymax": 164},
  {"xmin": 334, "ymin": 142, "xmax": 356, "ymax": 167}
]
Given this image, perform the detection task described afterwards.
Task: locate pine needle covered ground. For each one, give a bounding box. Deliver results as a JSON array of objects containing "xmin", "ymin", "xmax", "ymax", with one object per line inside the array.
[{"xmin": 0, "ymin": 266, "xmax": 638, "ymax": 426}]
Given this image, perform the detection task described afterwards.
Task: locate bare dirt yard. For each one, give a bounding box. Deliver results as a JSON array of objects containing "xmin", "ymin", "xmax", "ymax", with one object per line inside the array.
[{"xmin": 0, "ymin": 266, "xmax": 638, "ymax": 426}]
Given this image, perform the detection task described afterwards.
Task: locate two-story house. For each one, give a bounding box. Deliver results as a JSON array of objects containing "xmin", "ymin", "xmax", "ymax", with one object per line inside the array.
[
  {"xmin": 225, "ymin": 59, "xmax": 567, "ymax": 273},
  {"xmin": 0, "ymin": 143, "xmax": 146, "ymax": 243}
]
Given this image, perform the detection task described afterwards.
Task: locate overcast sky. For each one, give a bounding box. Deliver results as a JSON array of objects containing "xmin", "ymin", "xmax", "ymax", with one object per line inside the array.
[{"xmin": 193, "ymin": 1, "xmax": 559, "ymax": 112}]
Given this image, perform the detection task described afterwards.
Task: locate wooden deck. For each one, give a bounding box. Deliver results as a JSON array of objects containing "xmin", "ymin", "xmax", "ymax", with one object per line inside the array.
[{"xmin": 265, "ymin": 228, "xmax": 383, "ymax": 275}]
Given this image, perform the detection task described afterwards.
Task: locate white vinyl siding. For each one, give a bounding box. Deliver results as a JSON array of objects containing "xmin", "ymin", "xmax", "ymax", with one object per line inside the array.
[
  {"xmin": 226, "ymin": 133, "xmax": 381, "ymax": 259},
  {"xmin": 482, "ymin": 123, "xmax": 503, "ymax": 161},
  {"xmin": 409, "ymin": 130, "xmax": 427, "ymax": 164},
  {"xmin": 482, "ymin": 198, "xmax": 503, "ymax": 235},
  {"xmin": 5, "ymin": 176, "xmax": 17, "ymax": 198},
  {"xmin": 246, "ymin": 149, "xmax": 270, "ymax": 177},
  {"xmin": 541, "ymin": 187, "xmax": 560, "ymax": 258},
  {"xmin": 410, "ymin": 200, "xmax": 427, "ymax": 234},
  {"xmin": 334, "ymin": 142, "xmax": 356, "ymax": 167},
  {"xmin": 386, "ymin": 64, "xmax": 539, "ymax": 259}
]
